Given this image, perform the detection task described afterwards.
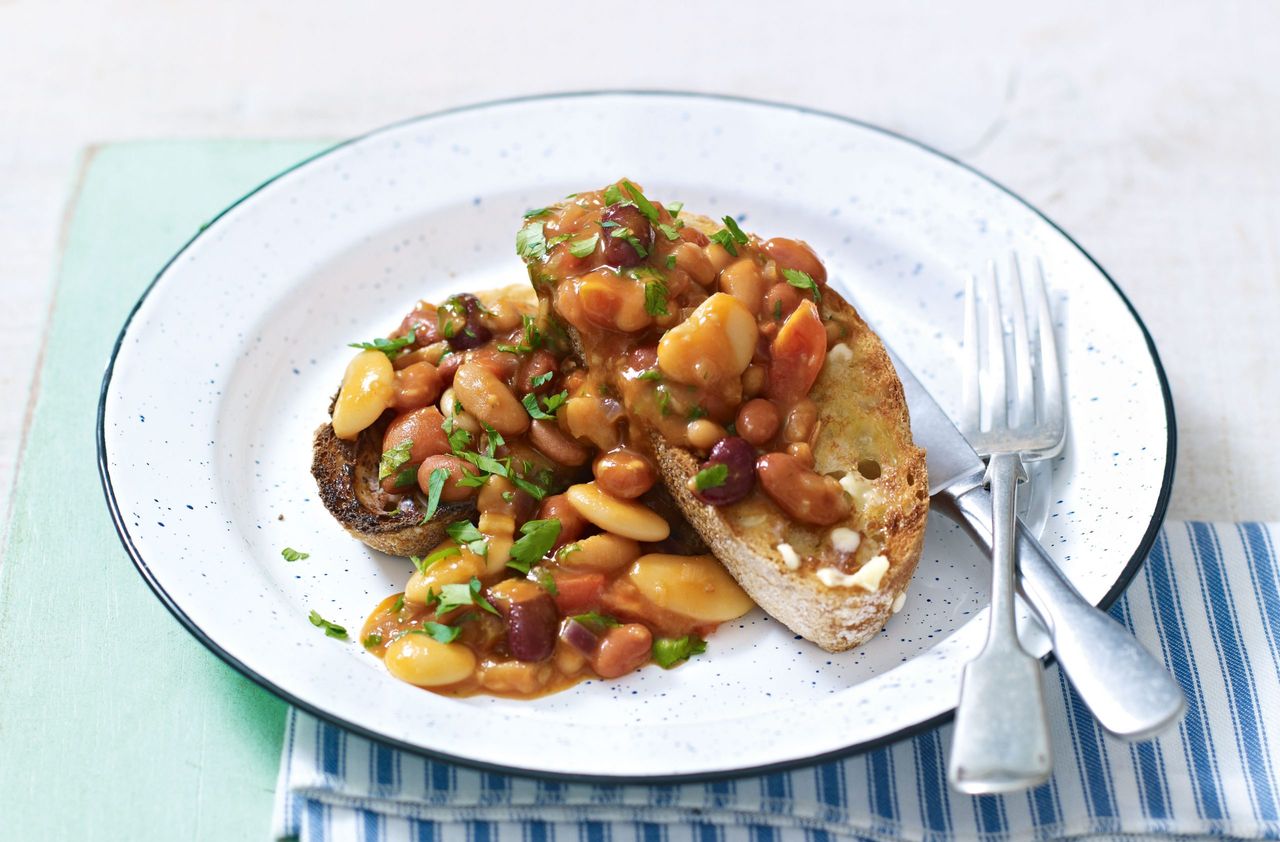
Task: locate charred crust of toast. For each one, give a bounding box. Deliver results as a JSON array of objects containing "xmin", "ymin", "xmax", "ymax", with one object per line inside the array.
[{"xmin": 311, "ymin": 415, "xmax": 473, "ymax": 557}]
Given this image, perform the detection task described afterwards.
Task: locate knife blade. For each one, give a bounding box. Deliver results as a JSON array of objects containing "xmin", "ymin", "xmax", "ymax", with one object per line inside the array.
[{"xmin": 881, "ymin": 343, "xmax": 1185, "ymax": 740}]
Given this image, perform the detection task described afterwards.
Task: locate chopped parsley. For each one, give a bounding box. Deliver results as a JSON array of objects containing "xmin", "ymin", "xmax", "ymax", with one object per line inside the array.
[
  {"xmin": 412, "ymin": 545, "xmax": 459, "ymax": 573},
  {"xmin": 783, "ymin": 268, "xmax": 822, "ymax": 302},
  {"xmin": 522, "ymin": 389, "xmax": 569, "ymax": 420},
  {"xmin": 636, "ymin": 368, "xmax": 662, "ymax": 382},
  {"xmin": 496, "ymin": 314, "xmax": 543, "ymax": 355},
  {"xmin": 422, "ymin": 466, "xmax": 449, "ymax": 520},
  {"xmin": 348, "ymin": 330, "xmax": 414, "ymax": 358},
  {"xmin": 773, "ymin": 298, "xmax": 783, "ymax": 321},
  {"xmin": 443, "ymin": 413, "xmax": 473, "ymax": 453},
  {"xmin": 523, "ymin": 207, "xmax": 550, "ymax": 219},
  {"xmin": 667, "ymin": 200, "xmax": 684, "ymax": 218},
  {"xmin": 281, "ymin": 547, "xmax": 309, "ymax": 562},
  {"xmin": 656, "ymin": 223, "xmax": 681, "ymax": 241},
  {"xmin": 602, "ymin": 184, "xmax": 623, "ymax": 205},
  {"xmin": 556, "ymin": 542, "xmax": 581, "ymax": 561},
  {"xmin": 378, "ymin": 439, "xmax": 414, "ymax": 481},
  {"xmin": 643, "ymin": 275, "xmax": 669, "ymax": 317},
  {"xmin": 653, "ymin": 634, "xmax": 707, "ymax": 668},
  {"xmin": 516, "ymin": 222, "xmax": 547, "ymax": 260},
  {"xmin": 416, "ymin": 621, "xmax": 462, "ymax": 643},
  {"xmin": 665, "ymin": 254, "xmax": 677, "ymax": 269},
  {"xmin": 530, "ymin": 370, "xmax": 555, "ymax": 388},
  {"xmin": 568, "ymin": 233, "xmax": 600, "ymax": 257},
  {"xmin": 436, "ymin": 577, "xmax": 499, "ymax": 615},
  {"xmin": 657, "ymin": 387, "xmax": 672, "ymax": 417},
  {"xmin": 571, "ymin": 611, "xmax": 620, "ymax": 632},
  {"xmin": 363, "ymin": 633, "xmax": 383, "ymax": 649},
  {"xmin": 535, "ymin": 569, "xmax": 559, "ymax": 595},
  {"xmin": 393, "ymin": 465, "xmax": 418, "ymax": 488},
  {"xmin": 607, "ymin": 226, "xmax": 648, "ymax": 257},
  {"xmin": 446, "ymin": 521, "xmax": 489, "ymax": 557},
  {"xmin": 686, "ymin": 405, "xmax": 707, "ymax": 421},
  {"xmin": 308, "ymin": 610, "xmax": 348, "ymax": 639},
  {"xmin": 710, "ymin": 215, "xmax": 750, "ymax": 257},
  {"xmin": 391, "ymin": 594, "xmax": 405, "ymax": 613},
  {"xmin": 506, "ymin": 519, "xmax": 562, "ymax": 574},
  {"xmin": 694, "ymin": 463, "xmax": 729, "ymax": 491},
  {"xmin": 622, "ymin": 180, "xmax": 659, "ymax": 222}
]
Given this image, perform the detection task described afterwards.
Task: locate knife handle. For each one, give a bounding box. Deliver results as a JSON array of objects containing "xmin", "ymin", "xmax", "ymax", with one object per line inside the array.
[{"xmin": 937, "ymin": 485, "xmax": 1185, "ymax": 740}]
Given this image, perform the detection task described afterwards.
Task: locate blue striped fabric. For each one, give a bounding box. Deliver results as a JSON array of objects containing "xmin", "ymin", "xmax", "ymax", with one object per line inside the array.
[{"xmin": 272, "ymin": 522, "xmax": 1280, "ymax": 841}]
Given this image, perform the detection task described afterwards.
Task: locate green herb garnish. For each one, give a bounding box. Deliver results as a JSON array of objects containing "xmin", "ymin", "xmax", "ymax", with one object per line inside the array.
[
  {"xmin": 446, "ymin": 521, "xmax": 489, "ymax": 558},
  {"xmin": 536, "ymin": 569, "xmax": 559, "ymax": 595},
  {"xmin": 416, "ymin": 621, "xmax": 462, "ymax": 643},
  {"xmin": 422, "ymin": 467, "xmax": 449, "ymax": 520},
  {"xmin": 694, "ymin": 463, "xmax": 729, "ymax": 491},
  {"xmin": 530, "ymin": 370, "xmax": 555, "ymax": 388},
  {"xmin": 686, "ymin": 405, "xmax": 707, "ymax": 421},
  {"xmin": 622, "ymin": 180, "xmax": 659, "ymax": 222},
  {"xmin": 656, "ymin": 223, "xmax": 680, "ymax": 241},
  {"xmin": 281, "ymin": 547, "xmax": 309, "ymax": 562},
  {"xmin": 653, "ymin": 635, "xmax": 707, "ymax": 668},
  {"xmin": 667, "ymin": 201, "xmax": 684, "ymax": 218},
  {"xmin": 363, "ymin": 633, "xmax": 383, "ymax": 649},
  {"xmin": 783, "ymin": 268, "xmax": 822, "ymax": 303},
  {"xmin": 349, "ymin": 330, "xmax": 415, "ymax": 358},
  {"xmin": 506, "ymin": 519, "xmax": 562, "ymax": 574},
  {"xmin": 568, "ymin": 233, "xmax": 600, "ymax": 258},
  {"xmin": 516, "ymin": 222, "xmax": 547, "ymax": 260},
  {"xmin": 602, "ymin": 184, "xmax": 623, "ymax": 205},
  {"xmin": 412, "ymin": 545, "xmax": 459, "ymax": 573},
  {"xmin": 644, "ymin": 276, "xmax": 669, "ymax": 317},
  {"xmin": 308, "ymin": 610, "xmax": 348, "ymax": 639},
  {"xmin": 607, "ymin": 226, "xmax": 648, "ymax": 258},
  {"xmin": 665, "ymin": 254, "xmax": 677, "ymax": 269},
  {"xmin": 522, "ymin": 389, "xmax": 569, "ymax": 421},
  {"xmin": 378, "ymin": 439, "xmax": 414, "ymax": 481},
  {"xmin": 636, "ymin": 368, "xmax": 662, "ymax": 382},
  {"xmin": 436, "ymin": 577, "xmax": 499, "ymax": 615},
  {"xmin": 571, "ymin": 611, "xmax": 620, "ymax": 632}
]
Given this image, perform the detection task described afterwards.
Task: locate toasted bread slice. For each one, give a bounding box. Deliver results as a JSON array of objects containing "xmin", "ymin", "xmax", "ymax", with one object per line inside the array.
[{"xmin": 541, "ymin": 210, "xmax": 929, "ymax": 652}]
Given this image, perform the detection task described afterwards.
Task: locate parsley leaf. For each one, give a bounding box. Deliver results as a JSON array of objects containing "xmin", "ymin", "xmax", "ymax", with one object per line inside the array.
[
  {"xmin": 413, "ymin": 545, "xmax": 459, "ymax": 573},
  {"xmin": 667, "ymin": 200, "xmax": 684, "ymax": 218},
  {"xmin": 443, "ymin": 415, "xmax": 473, "ymax": 454},
  {"xmin": 622, "ymin": 180, "xmax": 659, "ymax": 222},
  {"xmin": 394, "ymin": 465, "xmax": 418, "ymax": 488},
  {"xmin": 535, "ymin": 569, "xmax": 559, "ymax": 595},
  {"xmin": 694, "ymin": 463, "xmax": 729, "ymax": 491},
  {"xmin": 644, "ymin": 276, "xmax": 669, "ymax": 317},
  {"xmin": 636, "ymin": 369, "xmax": 662, "ymax": 382},
  {"xmin": 602, "ymin": 184, "xmax": 623, "ymax": 205},
  {"xmin": 530, "ymin": 370, "xmax": 555, "ymax": 388},
  {"xmin": 656, "ymin": 223, "xmax": 680, "ymax": 241},
  {"xmin": 783, "ymin": 268, "xmax": 822, "ymax": 303},
  {"xmin": 709, "ymin": 228, "xmax": 739, "ymax": 256},
  {"xmin": 506, "ymin": 519, "xmax": 562, "ymax": 573},
  {"xmin": 349, "ymin": 330, "xmax": 414, "ymax": 358},
  {"xmin": 416, "ymin": 621, "xmax": 462, "ymax": 643},
  {"xmin": 282, "ymin": 547, "xmax": 309, "ymax": 562},
  {"xmin": 721, "ymin": 215, "xmax": 749, "ymax": 245},
  {"xmin": 571, "ymin": 611, "xmax": 620, "ymax": 632},
  {"xmin": 446, "ymin": 521, "xmax": 489, "ymax": 557},
  {"xmin": 363, "ymin": 633, "xmax": 383, "ymax": 648},
  {"xmin": 608, "ymin": 226, "xmax": 648, "ymax": 257},
  {"xmin": 523, "ymin": 207, "xmax": 551, "ymax": 219},
  {"xmin": 665, "ymin": 254, "xmax": 677, "ymax": 269},
  {"xmin": 568, "ymin": 233, "xmax": 600, "ymax": 258},
  {"xmin": 392, "ymin": 594, "xmax": 405, "ymax": 613},
  {"xmin": 516, "ymin": 222, "xmax": 547, "ymax": 260},
  {"xmin": 657, "ymin": 387, "xmax": 672, "ymax": 416},
  {"xmin": 653, "ymin": 634, "xmax": 707, "ymax": 668},
  {"xmin": 308, "ymin": 610, "xmax": 348, "ymax": 639},
  {"xmin": 709, "ymin": 216, "xmax": 749, "ymax": 257},
  {"xmin": 378, "ymin": 439, "xmax": 414, "ymax": 481},
  {"xmin": 522, "ymin": 389, "xmax": 568, "ymax": 420},
  {"xmin": 509, "ymin": 473, "xmax": 548, "ymax": 501},
  {"xmin": 686, "ymin": 405, "xmax": 707, "ymax": 422},
  {"xmin": 422, "ymin": 466, "xmax": 449, "ymax": 520},
  {"xmin": 773, "ymin": 298, "xmax": 783, "ymax": 321},
  {"xmin": 436, "ymin": 577, "xmax": 499, "ymax": 615}
]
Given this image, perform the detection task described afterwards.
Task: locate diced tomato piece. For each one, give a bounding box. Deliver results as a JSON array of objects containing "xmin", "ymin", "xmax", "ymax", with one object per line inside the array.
[
  {"xmin": 551, "ymin": 572, "xmax": 606, "ymax": 614},
  {"xmin": 767, "ymin": 299, "xmax": 827, "ymax": 405}
]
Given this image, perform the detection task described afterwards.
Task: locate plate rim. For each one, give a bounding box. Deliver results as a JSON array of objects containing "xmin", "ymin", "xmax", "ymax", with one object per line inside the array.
[{"xmin": 95, "ymin": 89, "xmax": 1177, "ymax": 783}]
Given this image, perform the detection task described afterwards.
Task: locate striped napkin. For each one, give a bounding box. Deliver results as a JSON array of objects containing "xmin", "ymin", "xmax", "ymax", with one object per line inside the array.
[{"xmin": 272, "ymin": 522, "xmax": 1280, "ymax": 841}]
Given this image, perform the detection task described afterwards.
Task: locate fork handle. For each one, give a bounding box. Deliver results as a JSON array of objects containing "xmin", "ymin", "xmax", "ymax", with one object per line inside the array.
[{"xmin": 938, "ymin": 485, "xmax": 1186, "ymax": 740}]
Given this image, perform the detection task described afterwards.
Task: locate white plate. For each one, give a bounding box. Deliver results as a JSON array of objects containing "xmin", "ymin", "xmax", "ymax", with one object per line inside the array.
[{"xmin": 98, "ymin": 92, "xmax": 1174, "ymax": 780}]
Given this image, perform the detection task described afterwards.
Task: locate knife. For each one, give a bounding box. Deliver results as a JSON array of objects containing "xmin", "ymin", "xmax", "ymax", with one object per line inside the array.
[{"xmin": 885, "ymin": 347, "xmax": 1185, "ymax": 740}]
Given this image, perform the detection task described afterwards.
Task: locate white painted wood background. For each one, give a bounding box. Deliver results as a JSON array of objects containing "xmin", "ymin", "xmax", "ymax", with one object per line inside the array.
[{"xmin": 1, "ymin": 0, "xmax": 1277, "ymax": 542}]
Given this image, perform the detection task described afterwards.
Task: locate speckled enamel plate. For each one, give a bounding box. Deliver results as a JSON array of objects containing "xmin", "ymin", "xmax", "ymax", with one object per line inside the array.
[{"xmin": 98, "ymin": 92, "xmax": 1174, "ymax": 780}]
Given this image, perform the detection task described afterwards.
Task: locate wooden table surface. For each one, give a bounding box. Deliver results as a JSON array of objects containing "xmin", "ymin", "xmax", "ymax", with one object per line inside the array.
[{"xmin": 1, "ymin": 2, "xmax": 1278, "ymax": 838}]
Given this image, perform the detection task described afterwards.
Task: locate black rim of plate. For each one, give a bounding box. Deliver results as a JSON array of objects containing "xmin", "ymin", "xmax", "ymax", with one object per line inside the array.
[{"xmin": 96, "ymin": 90, "xmax": 1177, "ymax": 784}]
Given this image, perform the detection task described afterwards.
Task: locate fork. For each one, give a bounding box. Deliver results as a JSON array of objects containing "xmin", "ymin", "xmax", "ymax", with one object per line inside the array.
[{"xmin": 947, "ymin": 254, "xmax": 1057, "ymax": 794}]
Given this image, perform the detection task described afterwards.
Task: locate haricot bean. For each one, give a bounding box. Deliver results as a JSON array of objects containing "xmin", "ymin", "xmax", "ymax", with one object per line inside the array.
[
  {"xmin": 592, "ymin": 447, "xmax": 657, "ymax": 499},
  {"xmin": 692, "ymin": 436, "xmax": 756, "ymax": 506},
  {"xmin": 390, "ymin": 361, "xmax": 443, "ymax": 411},
  {"xmin": 600, "ymin": 203, "xmax": 653, "ymax": 268},
  {"xmin": 529, "ymin": 419, "xmax": 590, "ymax": 466},
  {"xmin": 755, "ymin": 452, "xmax": 851, "ymax": 525},
  {"xmin": 416, "ymin": 454, "xmax": 480, "ymax": 502},
  {"xmin": 591, "ymin": 623, "xmax": 653, "ymax": 678},
  {"xmin": 672, "ymin": 242, "xmax": 716, "ymax": 286},
  {"xmin": 537, "ymin": 494, "xmax": 587, "ymax": 549},
  {"xmin": 735, "ymin": 399, "xmax": 780, "ymax": 446}
]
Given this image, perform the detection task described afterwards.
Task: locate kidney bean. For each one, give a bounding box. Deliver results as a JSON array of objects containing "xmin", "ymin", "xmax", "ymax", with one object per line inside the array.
[
  {"xmin": 441, "ymin": 293, "xmax": 492, "ymax": 351},
  {"xmin": 755, "ymin": 452, "xmax": 851, "ymax": 525},
  {"xmin": 735, "ymin": 399, "xmax": 780, "ymax": 446},
  {"xmin": 500, "ymin": 591, "xmax": 559, "ymax": 662},
  {"xmin": 538, "ymin": 494, "xmax": 587, "ymax": 548},
  {"xmin": 396, "ymin": 306, "xmax": 443, "ymax": 347},
  {"xmin": 383, "ymin": 407, "xmax": 450, "ymax": 465},
  {"xmin": 692, "ymin": 436, "xmax": 756, "ymax": 506},
  {"xmin": 416, "ymin": 455, "xmax": 480, "ymax": 502},
  {"xmin": 591, "ymin": 623, "xmax": 653, "ymax": 678},
  {"xmin": 593, "ymin": 448, "xmax": 657, "ymax": 499},
  {"xmin": 600, "ymin": 203, "xmax": 653, "ymax": 268},
  {"xmin": 529, "ymin": 419, "xmax": 590, "ymax": 466},
  {"xmin": 762, "ymin": 237, "xmax": 827, "ymax": 285},
  {"xmin": 390, "ymin": 362, "xmax": 443, "ymax": 412}
]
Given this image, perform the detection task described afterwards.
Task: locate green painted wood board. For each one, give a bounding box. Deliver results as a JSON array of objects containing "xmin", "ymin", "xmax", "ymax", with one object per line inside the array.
[{"xmin": 0, "ymin": 140, "xmax": 330, "ymax": 840}]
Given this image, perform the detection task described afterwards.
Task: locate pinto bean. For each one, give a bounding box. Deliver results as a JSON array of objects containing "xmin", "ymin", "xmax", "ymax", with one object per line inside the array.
[
  {"xmin": 382, "ymin": 407, "xmax": 450, "ymax": 465},
  {"xmin": 416, "ymin": 455, "xmax": 480, "ymax": 502},
  {"xmin": 528, "ymin": 419, "xmax": 590, "ymax": 466},
  {"xmin": 762, "ymin": 237, "xmax": 827, "ymax": 285},
  {"xmin": 735, "ymin": 399, "xmax": 780, "ymax": 446},
  {"xmin": 390, "ymin": 362, "xmax": 444, "ymax": 412},
  {"xmin": 755, "ymin": 452, "xmax": 851, "ymax": 526},
  {"xmin": 592, "ymin": 623, "xmax": 653, "ymax": 678},
  {"xmin": 592, "ymin": 448, "xmax": 657, "ymax": 499},
  {"xmin": 452, "ymin": 362, "xmax": 530, "ymax": 436}
]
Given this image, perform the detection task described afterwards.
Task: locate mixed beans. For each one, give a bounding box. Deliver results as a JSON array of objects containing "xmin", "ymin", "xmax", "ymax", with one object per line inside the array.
[{"xmin": 329, "ymin": 285, "xmax": 753, "ymax": 697}]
